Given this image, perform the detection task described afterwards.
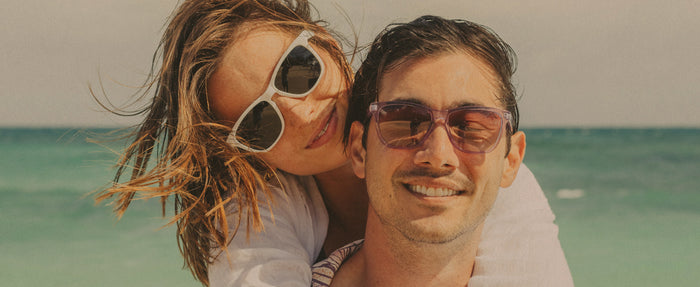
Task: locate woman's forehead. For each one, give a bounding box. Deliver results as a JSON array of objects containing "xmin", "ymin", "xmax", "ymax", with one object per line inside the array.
[{"xmin": 207, "ymin": 28, "xmax": 292, "ymax": 123}]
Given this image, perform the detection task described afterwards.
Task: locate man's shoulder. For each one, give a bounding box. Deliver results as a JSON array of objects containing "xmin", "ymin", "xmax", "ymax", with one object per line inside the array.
[{"xmin": 311, "ymin": 239, "xmax": 364, "ymax": 287}]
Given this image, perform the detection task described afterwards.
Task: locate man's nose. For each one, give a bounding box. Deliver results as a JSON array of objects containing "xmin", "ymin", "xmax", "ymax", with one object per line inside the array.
[{"xmin": 413, "ymin": 123, "xmax": 459, "ymax": 170}]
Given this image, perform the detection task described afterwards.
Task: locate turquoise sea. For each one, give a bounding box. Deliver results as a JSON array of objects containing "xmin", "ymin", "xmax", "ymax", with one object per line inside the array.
[{"xmin": 1, "ymin": 127, "xmax": 699, "ymax": 286}]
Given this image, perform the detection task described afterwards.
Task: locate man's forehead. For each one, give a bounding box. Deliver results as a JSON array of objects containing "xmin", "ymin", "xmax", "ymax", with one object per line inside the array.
[{"xmin": 377, "ymin": 53, "xmax": 502, "ymax": 109}]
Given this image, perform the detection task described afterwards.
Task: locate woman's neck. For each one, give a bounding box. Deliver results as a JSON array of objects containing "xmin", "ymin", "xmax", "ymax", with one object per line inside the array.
[{"xmin": 313, "ymin": 161, "xmax": 368, "ymax": 254}]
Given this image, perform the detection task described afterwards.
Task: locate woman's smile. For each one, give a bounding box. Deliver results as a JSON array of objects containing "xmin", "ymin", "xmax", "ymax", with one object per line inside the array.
[{"xmin": 307, "ymin": 104, "xmax": 338, "ymax": 149}]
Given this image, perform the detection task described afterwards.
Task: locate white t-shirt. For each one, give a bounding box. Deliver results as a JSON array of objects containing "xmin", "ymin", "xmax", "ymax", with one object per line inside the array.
[{"xmin": 208, "ymin": 164, "xmax": 573, "ymax": 287}]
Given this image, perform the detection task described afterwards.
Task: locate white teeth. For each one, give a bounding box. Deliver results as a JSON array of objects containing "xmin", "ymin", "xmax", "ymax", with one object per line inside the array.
[
  {"xmin": 314, "ymin": 119, "xmax": 330, "ymax": 141},
  {"xmin": 408, "ymin": 185, "xmax": 460, "ymax": 197}
]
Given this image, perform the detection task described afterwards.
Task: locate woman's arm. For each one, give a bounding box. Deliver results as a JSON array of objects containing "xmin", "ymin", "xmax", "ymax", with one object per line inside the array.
[
  {"xmin": 208, "ymin": 173, "xmax": 328, "ymax": 287},
  {"xmin": 470, "ymin": 164, "xmax": 574, "ymax": 287}
]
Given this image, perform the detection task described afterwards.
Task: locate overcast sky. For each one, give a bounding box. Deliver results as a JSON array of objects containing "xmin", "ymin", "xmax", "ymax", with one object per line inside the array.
[{"xmin": 1, "ymin": 0, "xmax": 698, "ymax": 128}]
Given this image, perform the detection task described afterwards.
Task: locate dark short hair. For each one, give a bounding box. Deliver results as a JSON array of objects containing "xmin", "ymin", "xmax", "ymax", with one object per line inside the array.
[{"xmin": 344, "ymin": 15, "xmax": 519, "ymax": 150}]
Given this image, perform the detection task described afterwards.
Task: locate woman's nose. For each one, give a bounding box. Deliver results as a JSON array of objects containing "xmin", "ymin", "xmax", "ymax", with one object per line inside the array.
[{"xmin": 272, "ymin": 93, "xmax": 328, "ymax": 125}]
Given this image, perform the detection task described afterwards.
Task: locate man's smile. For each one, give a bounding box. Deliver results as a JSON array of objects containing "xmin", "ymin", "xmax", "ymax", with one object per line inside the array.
[{"xmin": 405, "ymin": 184, "xmax": 463, "ymax": 197}]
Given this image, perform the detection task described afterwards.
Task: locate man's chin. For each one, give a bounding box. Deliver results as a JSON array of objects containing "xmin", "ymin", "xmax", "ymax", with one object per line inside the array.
[{"xmin": 398, "ymin": 219, "xmax": 476, "ymax": 245}]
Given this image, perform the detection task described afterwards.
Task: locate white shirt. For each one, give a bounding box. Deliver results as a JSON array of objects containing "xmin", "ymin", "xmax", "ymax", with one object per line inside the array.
[{"xmin": 209, "ymin": 164, "xmax": 573, "ymax": 286}]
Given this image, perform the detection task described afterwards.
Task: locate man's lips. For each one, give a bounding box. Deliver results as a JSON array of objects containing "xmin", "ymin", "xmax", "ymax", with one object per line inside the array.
[
  {"xmin": 403, "ymin": 183, "xmax": 464, "ymax": 197},
  {"xmin": 405, "ymin": 184, "xmax": 463, "ymax": 197},
  {"xmin": 397, "ymin": 174, "xmax": 473, "ymax": 198}
]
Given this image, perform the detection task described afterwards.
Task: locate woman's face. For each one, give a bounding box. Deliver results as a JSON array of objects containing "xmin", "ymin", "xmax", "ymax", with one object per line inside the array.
[{"xmin": 208, "ymin": 27, "xmax": 349, "ymax": 175}]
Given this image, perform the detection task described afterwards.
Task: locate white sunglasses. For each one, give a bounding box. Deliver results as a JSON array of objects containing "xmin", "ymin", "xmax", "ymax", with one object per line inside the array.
[{"xmin": 227, "ymin": 30, "xmax": 325, "ymax": 152}]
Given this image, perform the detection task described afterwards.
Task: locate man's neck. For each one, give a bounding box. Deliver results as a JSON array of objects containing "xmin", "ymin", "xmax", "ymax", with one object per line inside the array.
[
  {"xmin": 334, "ymin": 210, "xmax": 482, "ymax": 287},
  {"xmin": 313, "ymin": 161, "xmax": 368, "ymax": 254}
]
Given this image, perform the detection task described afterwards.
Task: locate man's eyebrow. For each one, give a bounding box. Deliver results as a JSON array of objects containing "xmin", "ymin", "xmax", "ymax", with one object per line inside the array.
[
  {"xmin": 390, "ymin": 97, "xmax": 484, "ymax": 109},
  {"xmin": 450, "ymin": 101, "xmax": 481, "ymax": 109},
  {"xmin": 390, "ymin": 97, "xmax": 426, "ymax": 106}
]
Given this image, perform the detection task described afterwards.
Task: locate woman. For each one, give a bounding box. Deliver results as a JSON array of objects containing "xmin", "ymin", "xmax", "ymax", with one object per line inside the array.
[{"xmin": 96, "ymin": 0, "xmax": 571, "ymax": 286}]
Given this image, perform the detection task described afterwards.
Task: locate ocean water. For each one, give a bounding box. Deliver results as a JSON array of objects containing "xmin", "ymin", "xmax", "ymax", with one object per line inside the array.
[
  {"xmin": 1, "ymin": 127, "xmax": 698, "ymax": 286},
  {"xmin": 525, "ymin": 128, "xmax": 700, "ymax": 286}
]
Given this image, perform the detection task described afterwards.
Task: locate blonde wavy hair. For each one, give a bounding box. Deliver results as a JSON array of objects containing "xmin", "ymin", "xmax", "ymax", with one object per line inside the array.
[{"xmin": 93, "ymin": 0, "xmax": 353, "ymax": 285}]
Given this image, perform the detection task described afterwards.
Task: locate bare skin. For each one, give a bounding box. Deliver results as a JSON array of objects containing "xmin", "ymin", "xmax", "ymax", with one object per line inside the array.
[{"xmin": 313, "ymin": 161, "xmax": 367, "ymax": 254}]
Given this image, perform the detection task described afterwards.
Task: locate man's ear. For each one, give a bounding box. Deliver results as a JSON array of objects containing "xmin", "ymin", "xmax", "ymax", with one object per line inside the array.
[
  {"xmin": 349, "ymin": 121, "xmax": 367, "ymax": 179},
  {"xmin": 500, "ymin": 131, "xmax": 526, "ymax": 188}
]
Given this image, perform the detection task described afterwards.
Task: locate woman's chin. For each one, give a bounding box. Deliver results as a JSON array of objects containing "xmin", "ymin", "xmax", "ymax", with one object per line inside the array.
[{"xmin": 273, "ymin": 151, "xmax": 349, "ymax": 176}]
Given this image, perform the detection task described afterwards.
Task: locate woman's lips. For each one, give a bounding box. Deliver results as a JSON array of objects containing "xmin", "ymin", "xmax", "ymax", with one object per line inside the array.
[{"xmin": 306, "ymin": 107, "xmax": 338, "ymax": 149}]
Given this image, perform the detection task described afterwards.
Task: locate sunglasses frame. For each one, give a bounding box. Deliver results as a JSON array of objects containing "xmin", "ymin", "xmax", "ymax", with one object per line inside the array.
[
  {"xmin": 227, "ymin": 30, "xmax": 325, "ymax": 152},
  {"xmin": 368, "ymin": 101, "xmax": 513, "ymax": 154}
]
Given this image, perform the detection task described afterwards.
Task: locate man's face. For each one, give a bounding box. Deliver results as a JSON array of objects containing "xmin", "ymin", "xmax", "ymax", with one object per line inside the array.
[{"xmin": 350, "ymin": 52, "xmax": 524, "ymax": 244}]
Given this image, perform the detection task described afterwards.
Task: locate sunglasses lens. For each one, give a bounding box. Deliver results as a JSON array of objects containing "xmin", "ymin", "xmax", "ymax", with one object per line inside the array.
[
  {"xmin": 274, "ymin": 46, "xmax": 322, "ymax": 94},
  {"xmin": 448, "ymin": 110, "xmax": 503, "ymax": 152},
  {"xmin": 236, "ymin": 101, "xmax": 283, "ymax": 151},
  {"xmin": 377, "ymin": 105, "xmax": 432, "ymax": 148}
]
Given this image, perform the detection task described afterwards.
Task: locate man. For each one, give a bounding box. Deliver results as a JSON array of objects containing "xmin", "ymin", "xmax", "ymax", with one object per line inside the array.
[{"xmin": 312, "ymin": 16, "xmax": 570, "ymax": 286}]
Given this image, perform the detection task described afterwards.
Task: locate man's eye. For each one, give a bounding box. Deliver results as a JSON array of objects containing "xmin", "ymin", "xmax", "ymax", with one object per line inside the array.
[
  {"xmin": 455, "ymin": 121, "xmax": 483, "ymax": 131},
  {"xmin": 452, "ymin": 123, "xmax": 489, "ymax": 140}
]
